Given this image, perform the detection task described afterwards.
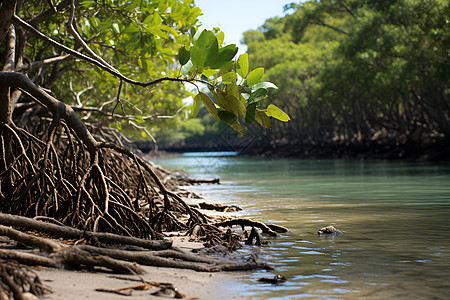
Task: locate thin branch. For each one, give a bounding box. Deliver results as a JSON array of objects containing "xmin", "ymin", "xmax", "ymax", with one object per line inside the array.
[
  {"xmin": 314, "ymin": 18, "xmax": 350, "ymax": 36},
  {"xmin": 2, "ymin": 25, "xmax": 16, "ymax": 72},
  {"xmin": 68, "ymin": 0, "xmax": 119, "ymax": 74},
  {"xmin": 12, "ymin": 15, "xmax": 216, "ymax": 89},
  {"xmin": 18, "ymin": 54, "xmax": 72, "ymax": 71},
  {"xmin": 337, "ymin": 0, "xmax": 358, "ymax": 19}
]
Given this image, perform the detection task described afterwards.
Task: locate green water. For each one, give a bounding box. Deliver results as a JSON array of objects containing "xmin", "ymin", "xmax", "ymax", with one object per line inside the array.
[{"xmin": 154, "ymin": 154, "xmax": 450, "ymax": 299}]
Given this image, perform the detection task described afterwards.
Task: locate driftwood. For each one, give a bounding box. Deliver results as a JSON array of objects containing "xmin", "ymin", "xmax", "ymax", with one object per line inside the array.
[
  {"xmin": 95, "ymin": 279, "xmax": 187, "ymax": 298},
  {"xmin": 258, "ymin": 275, "xmax": 287, "ymax": 284},
  {"xmin": 0, "ymin": 213, "xmax": 171, "ymax": 250},
  {"xmin": 193, "ymin": 202, "xmax": 242, "ymax": 212},
  {"xmin": 0, "ymin": 213, "xmax": 272, "ymax": 277},
  {"xmin": 245, "ymin": 227, "xmax": 261, "ymax": 246},
  {"xmin": 214, "ymin": 218, "xmax": 288, "ymax": 237}
]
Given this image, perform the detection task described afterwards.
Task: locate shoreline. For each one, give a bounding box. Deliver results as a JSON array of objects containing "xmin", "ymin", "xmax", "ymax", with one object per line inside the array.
[
  {"xmin": 38, "ymin": 265, "xmax": 244, "ymax": 300},
  {"xmin": 35, "ymin": 236, "xmax": 249, "ymax": 299},
  {"xmin": 144, "ymin": 138, "xmax": 450, "ymax": 162}
]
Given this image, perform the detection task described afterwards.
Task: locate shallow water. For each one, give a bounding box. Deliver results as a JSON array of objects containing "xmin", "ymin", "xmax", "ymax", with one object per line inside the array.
[{"xmin": 154, "ymin": 154, "xmax": 450, "ymax": 299}]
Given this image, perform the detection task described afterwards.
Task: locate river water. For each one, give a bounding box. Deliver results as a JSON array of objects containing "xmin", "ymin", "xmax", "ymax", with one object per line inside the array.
[{"xmin": 154, "ymin": 153, "xmax": 450, "ymax": 299}]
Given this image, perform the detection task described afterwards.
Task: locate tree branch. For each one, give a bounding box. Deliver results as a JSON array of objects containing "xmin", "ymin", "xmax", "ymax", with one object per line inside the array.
[
  {"xmin": 2, "ymin": 25, "xmax": 16, "ymax": 72},
  {"xmin": 11, "ymin": 15, "xmax": 216, "ymax": 90},
  {"xmin": 0, "ymin": 212, "xmax": 172, "ymax": 250},
  {"xmin": 18, "ymin": 54, "xmax": 72, "ymax": 71},
  {"xmin": 0, "ymin": 0, "xmax": 16, "ymax": 43},
  {"xmin": 0, "ymin": 72, "xmax": 98, "ymax": 154}
]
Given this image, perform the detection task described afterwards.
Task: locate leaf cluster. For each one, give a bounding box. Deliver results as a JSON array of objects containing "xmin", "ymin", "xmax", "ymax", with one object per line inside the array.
[{"xmin": 178, "ymin": 29, "xmax": 289, "ymax": 135}]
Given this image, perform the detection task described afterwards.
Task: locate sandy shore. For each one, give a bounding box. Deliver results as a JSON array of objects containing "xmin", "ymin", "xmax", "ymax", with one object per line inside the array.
[
  {"xmin": 38, "ymin": 265, "xmax": 245, "ymax": 300},
  {"xmin": 34, "ymin": 236, "xmax": 250, "ymax": 300}
]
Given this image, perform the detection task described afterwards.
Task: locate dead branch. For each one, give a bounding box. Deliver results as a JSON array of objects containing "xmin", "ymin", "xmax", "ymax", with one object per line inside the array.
[
  {"xmin": 214, "ymin": 219, "xmax": 279, "ymax": 237},
  {"xmin": 0, "ymin": 213, "xmax": 172, "ymax": 250},
  {"xmin": 193, "ymin": 202, "xmax": 242, "ymax": 212}
]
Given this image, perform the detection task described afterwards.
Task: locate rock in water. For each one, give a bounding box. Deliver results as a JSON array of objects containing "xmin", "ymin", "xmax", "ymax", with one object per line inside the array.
[
  {"xmin": 317, "ymin": 225, "xmax": 343, "ymax": 236},
  {"xmin": 258, "ymin": 275, "xmax": 287, "ymax": 284}
]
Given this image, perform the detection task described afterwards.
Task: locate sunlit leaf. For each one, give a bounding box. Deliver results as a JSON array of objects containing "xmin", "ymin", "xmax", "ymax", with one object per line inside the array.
[
  {"xmin": 237, "ymin": 53, "xmax": 249, "ymax": 79},
  {"xmin": 112, "ymin": 23, "xmax": 120, "ymax": 34},
  {"xmin": 181, "ymin": 60, "xmax": 193, "ymax": 75},
  {"xmin": 222, "ymin": 72, "xmax": 237, "ymax": 83},
  {"xmin": 266, "ymin": 104, "xmax": 290, "ymax": 122},
  {"xmin": 247, "ymin": 68, "xmax": 264, "ymax": 86},
  {"xmin": 190, "ymin": 94, "xmax": 202, "ymax": 118},
  {"xmin": 133, "ymin": 116, "xmax": 145, "ymax": 124},
  {"xmin": 252, "ymin": 82, "xmax": 278, "ymax": 91},
  {"xmin": 216, "ymin": 31, "xmax": 225, "ymax": 45},
  {"xmin": 191, "ymin": 30, "xmax": 219, "ymax": 69}
]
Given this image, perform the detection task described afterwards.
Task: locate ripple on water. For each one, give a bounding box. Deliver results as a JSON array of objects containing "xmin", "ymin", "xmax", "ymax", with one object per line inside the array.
[
  {"xmin": 293, "ymin": 274, "xmax": 339, "ymax": 280},
  {"xmin": 321, "ymin": 279, "xmax": 349, "ymax": 283},
  {"xmin": 300, "ymin": 250, "xmax": 325, "ymax": 255}
]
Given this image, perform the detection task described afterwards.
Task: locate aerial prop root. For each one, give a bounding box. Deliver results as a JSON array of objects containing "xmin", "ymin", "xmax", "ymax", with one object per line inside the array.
[{"xmin": 0, "ymin": 214, "xmax": 272, "ymax": 275}]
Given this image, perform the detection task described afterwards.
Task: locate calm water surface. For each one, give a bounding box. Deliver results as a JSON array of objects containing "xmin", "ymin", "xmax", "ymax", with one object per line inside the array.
[{"xmin": 154, "ymin": 154, "xmax": 450, "ymax": 299}]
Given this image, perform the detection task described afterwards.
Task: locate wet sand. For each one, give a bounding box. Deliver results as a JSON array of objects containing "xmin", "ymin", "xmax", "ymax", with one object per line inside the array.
[{"xmin": 35, "ymin": 236, "xmax": 248, "ymax": 300}]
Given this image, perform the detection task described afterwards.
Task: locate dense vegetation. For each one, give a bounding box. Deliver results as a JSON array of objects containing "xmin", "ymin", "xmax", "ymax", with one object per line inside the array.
[
  {"xmin": 172, "ymin": 0, "xmax": 449, "ymax": 159},
  {"xmin": 247, "ymin": 0, "xmax": 449, "ymax": 159},
  {"xmin": 0, "ymin": 2, "xmax": 291, "ymax": 297},
  {"xmin": 1, "ymin": 0, "xmax": 291, "ymax": 233}
]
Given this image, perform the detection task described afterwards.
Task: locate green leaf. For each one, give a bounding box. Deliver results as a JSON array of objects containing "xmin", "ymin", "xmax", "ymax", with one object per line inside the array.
[
  {"xmin": 181, "ymin": 60, "xmax": 193, "ymax": 75},
  {"xmin": 237, "ymin": 53, "xmax": 249, "ymax": 79},
  {"xmin": 116, "ymin": 122, "xmax": 122, "ymax": 131},
  {"xmin": 247, "ymin": 67, "xmax": 264, "ymax": 86},
  {"xmin": 178, "ymin": 46, "xmax": 190, "ymax": 66},
  {"xmin": 201, "ymin": 69, "xmax": 218, "ymax": 77},
  {"xmin": 266, "ymin": 104, "xmax": 290, "ymax": 122},
  {"xmin": 218, "ymin": 110, "xmax": 244, "ymax": 135},
  {"xmin": 248, "ymin": 88, "xmax": 268, "ymax": 104},
  {"xmin": 255, "ymin": 109, "xmax": 271, "ymax": 129},
  {"xmin": 159, "ymin": 24, "xmax": 178, "ymax": 36},
  {"xmin": 112, "ymin": 23, "xmax": 120, "ymax": 34},
  {"xmin": 252, "ymin": 82, "xmax": 278, "ymax": 91},
  {"xmin": 210, "ymin": 44, "xmax": 238, "ymax": 69},
  {"xmin": 133, "ymin": 116, "xmax": 145, "ymax": 124},
  {"xmin": 245, "ymin": 103, "xmax": 257, "ymax": 123},
  {"xmin": 227, "ymin": 82, "xmax": 241, "ymax": 100},
  {"xmin": 150, "ymin": 12, "xmax": 162, "ymax": 27},
  {"xmin": 222, "ymin": 72, "xmax": 237, "ymax": 83},
  {"xmin": 190, "ymin": 94, "xmax": 202, "ymax": 118},
  {"xmin": 216, "ymin": 31, "xmax": 225, "ymax": 45},
  {"xmin": 190, "ymin": 27, "xmax": 197, "ymax": 41},
  {"xmin": 198, "ymin": 92, "xmax": 219, "ymax": 120},
  {"xmin": 191, "ymin": 30, "xmax": 219, "ymax": 69},
  {"xmin": 214, "ymin": 92, "xmax": 246, "ymax": 117},
  {"xmin": 218, "ymin": 110, "xmax": 236, "ymax": 123}
]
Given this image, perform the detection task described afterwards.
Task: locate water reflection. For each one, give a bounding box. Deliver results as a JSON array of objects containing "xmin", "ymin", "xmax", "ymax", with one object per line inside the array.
[{"xmin": 154, "ymin": 156, "xmax": 450, "ymax": 299}]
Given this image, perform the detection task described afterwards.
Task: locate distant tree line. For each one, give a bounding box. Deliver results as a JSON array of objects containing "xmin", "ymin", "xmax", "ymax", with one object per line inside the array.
[{"xmin": 239, "ymin": 0, "xmax": 449, "ymax": 159}]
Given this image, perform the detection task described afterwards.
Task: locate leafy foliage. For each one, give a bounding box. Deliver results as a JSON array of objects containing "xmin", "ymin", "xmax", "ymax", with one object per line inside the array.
[
  {"xmin": 243, "ymin": 0, "xmax": 449, "ymax": 155},
  {"xmin": 11, "ymin": 0, "xmax": 289, "ymax": 144},
  {"xmin": 179, "ymin": 28, "xmax": 289, "ymax": 135}
]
